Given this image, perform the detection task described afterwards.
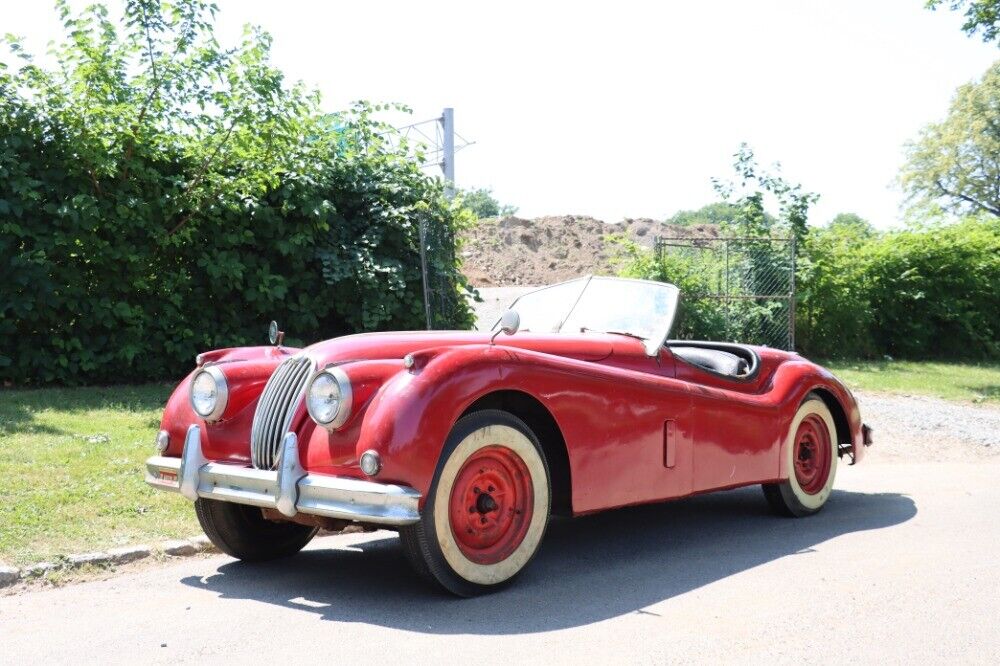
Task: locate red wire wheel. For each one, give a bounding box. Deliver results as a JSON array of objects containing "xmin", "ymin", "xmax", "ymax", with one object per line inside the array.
[
  {"xmin": 447, "ymin": 445, "xmax": 534, "ymax": 565},
  {"xmin": 792, "ymin": 413, "xmax": 833, "ymax": 495}
]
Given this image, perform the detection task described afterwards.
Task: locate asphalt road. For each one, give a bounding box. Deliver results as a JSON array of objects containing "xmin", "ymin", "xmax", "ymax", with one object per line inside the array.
[{"xmin": 3, "ymin": 459, "xmax": 999, "ymax": 664}]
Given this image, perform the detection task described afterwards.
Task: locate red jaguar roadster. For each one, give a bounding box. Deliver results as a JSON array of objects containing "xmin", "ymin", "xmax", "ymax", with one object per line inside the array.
[{"xmin": 145, "ymin": 276, "xmax": 872, "ymax": 596}]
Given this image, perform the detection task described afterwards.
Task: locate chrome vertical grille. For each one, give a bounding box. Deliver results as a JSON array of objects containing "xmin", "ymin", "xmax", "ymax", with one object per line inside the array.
[{"xmin": 250, "ymin": 355, "xmax": 313, "ymax": 470}]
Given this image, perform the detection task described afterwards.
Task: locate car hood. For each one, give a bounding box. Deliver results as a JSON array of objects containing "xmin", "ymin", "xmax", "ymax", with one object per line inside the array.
[{"xmin": 303, "ymin": 330, "xmax": 614, "ymax": 363}]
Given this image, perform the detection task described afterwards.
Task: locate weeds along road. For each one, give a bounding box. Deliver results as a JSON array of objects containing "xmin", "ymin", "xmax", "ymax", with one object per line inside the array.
[{"xmin": 3, "ymin": 397, "xmax": 999, "ymax": 664}]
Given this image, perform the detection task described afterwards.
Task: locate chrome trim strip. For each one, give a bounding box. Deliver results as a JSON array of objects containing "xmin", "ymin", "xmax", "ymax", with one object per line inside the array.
[{"xmin": 144, "ymin": 430, "xmax": 421, "ymax": 526}]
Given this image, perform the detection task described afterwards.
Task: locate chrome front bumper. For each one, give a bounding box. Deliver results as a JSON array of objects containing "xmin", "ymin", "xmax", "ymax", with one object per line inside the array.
[{"xmin": 145, "ymin": 425, "xmax": 420, "ymax": 526}]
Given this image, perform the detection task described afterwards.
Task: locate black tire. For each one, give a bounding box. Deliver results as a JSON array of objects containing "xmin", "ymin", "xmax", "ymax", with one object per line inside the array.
[
  {"xmin": 195, "ymin": 498, "xmax": 318, "ymax": 561},
  {"xmin": 762, "ymin": 395, "xmax": 839, "ymax": 518},
  {"xmin": 399, "ymin": 409, "xmax": 551, "ymax": 597},
  {"xmin": 762, "ymin": 482, "xmax": 798, "ymax": 517}
]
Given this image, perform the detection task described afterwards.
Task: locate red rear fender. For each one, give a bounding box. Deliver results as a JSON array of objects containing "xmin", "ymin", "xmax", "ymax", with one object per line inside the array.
[{"xmin": 767, "ymin": 361, "xmax": 865, "ymax": 477}]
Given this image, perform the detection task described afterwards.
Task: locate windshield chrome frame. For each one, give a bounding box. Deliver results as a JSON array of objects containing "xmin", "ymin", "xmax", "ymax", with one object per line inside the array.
[{"xmin": 497, "ymin": 275, "xmax": 681, "ymax": 357}]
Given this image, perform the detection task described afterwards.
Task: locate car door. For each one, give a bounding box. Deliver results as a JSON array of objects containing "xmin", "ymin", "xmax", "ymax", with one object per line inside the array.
[
  {"xmin": 527, "ymin": 344, "xmax": 695, "ymax": 514},
  {"xmin": 667, "ymin": 348, "xmax": 781, "ymax": 492}
]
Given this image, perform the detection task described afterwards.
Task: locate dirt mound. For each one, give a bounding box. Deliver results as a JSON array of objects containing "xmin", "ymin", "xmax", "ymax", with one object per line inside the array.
[{"xmin": 459, "ymin": 215, "xmax": 719, "ymax": 287}]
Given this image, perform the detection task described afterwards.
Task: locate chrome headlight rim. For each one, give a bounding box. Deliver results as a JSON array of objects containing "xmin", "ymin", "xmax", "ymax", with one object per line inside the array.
[
  {"xmin": 305, "ymin": 366, "xmax": 353, "ymax": 430},
  {"xmin": 189, "ymin": 365, "xmax": 229, "ymax": 422}
]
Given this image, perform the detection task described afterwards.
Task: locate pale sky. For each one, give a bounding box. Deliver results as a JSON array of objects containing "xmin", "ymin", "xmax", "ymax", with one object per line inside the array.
[{"xmin": 3, "ymin": 0, "xmax": 997, "ymax": 227}]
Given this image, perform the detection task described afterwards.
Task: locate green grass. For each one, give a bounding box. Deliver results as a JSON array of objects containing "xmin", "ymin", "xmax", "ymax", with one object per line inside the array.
[
  {"xmin": 823, "ymin": 360, "xmax": 1000, "ymax": 404},
  {"xmin": 0, "ymin": 384, "xmax": 197, "ymax": 566}
]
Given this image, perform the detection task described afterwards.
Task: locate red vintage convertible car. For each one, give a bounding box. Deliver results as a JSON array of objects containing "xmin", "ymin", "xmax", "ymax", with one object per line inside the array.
[{"xmin": 145, "ymin": 276, "xmax": 872, "ymax": 596}]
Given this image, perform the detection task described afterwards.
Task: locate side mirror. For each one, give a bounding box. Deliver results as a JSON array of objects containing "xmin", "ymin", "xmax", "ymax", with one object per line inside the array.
[
  {"xmin": 268, "ymin": 320, "xmax": 285, "ymax": 347},
  {"xmin": 490, "ymin": 310, "xmax": 520, "ymax": 345}
]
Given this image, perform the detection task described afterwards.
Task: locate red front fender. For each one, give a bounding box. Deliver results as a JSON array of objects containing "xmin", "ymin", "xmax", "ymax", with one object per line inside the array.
[{"xmin": 357, "ymin": 345, "xmax": 513, "ymax": 499}]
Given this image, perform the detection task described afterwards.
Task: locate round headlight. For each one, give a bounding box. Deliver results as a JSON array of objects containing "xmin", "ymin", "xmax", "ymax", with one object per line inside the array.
[
  {"xmin": 306, "ymin": 367, "xmax": 352, "ymax": 429},
  {"xmin": 189, "ymin": 366, "xmax": 228, "ymax": 421}
]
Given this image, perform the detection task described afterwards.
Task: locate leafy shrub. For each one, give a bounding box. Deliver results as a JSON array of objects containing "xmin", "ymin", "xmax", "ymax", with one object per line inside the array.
[
  {"xmin": 0, "ymin": 1, "xmax": 473, "ymax": 385},
  {"xmin": 795, "ymin": 218, "xmax": 877, "ymax": 358},
  {"xmin": 798, "ymin": 217, "xmax": 1000, "ymax": 359},
  {"xmin": 862, "ymin": 218, "xmax": 999, "ymax": 359}
]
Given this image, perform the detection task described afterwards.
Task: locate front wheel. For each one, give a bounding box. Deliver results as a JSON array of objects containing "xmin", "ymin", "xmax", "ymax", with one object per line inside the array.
[
  {"xmin": 762, "ymin": 395, "xmax": 839, "ymax": 517},
  {"xmin": 195, "ymin": 498, "xmax": 318, "ymax": 561},
  {"xmin": 400, "ymin": 409, "xmax": 551, "ymax": 596}
]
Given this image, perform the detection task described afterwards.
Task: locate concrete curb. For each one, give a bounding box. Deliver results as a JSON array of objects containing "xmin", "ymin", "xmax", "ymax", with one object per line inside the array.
[
  {"xmin": 0, "ymin": 566, "xmax": 19, "ymax": 588},
  {"xmin": 0, "ymin": 536, "xmax": 218, "ymax": 588}
]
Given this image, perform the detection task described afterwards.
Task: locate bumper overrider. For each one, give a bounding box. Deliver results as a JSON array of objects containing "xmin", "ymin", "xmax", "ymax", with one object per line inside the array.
[{"xmin": 145, "ymin": 425, "xmax": 420, "ymax": 526}]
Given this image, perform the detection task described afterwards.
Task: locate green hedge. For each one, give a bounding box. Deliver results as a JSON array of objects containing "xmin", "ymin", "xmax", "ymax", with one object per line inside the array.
[
  {"xmin": 797, "ymin": 218, "xmax": 1000, "ymax": 360},
  {"xmin": 0, "ymin": 2, "xmax": 474, "ymax": 385}
]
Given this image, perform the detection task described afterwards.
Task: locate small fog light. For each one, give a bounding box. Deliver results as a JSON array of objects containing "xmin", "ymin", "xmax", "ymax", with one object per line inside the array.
[
  {"xmin": 156, "ymin": 430, "xmax": 170, "ymax": 453},
  {"xmin": 360, "ymin": 450, "xmax": 381, "ymax": 476}
]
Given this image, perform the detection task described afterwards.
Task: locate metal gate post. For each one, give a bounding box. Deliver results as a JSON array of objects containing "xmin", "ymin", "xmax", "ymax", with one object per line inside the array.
[
  {"xmin": 419, "ymin": 217, "xmax": 432, "ymax": 330},
  {"xmin": 724, "ymin": 239, "xmax": 731, "ymax": 342},
  {"xmin": 789, "ymin": 236, "xmax": 796, "ymax": 351}
]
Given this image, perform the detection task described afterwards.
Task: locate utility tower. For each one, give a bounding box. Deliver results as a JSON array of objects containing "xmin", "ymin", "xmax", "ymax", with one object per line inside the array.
[{"xmin": 390, "ymin": 107, "xmax": 472, "ymax": 198}]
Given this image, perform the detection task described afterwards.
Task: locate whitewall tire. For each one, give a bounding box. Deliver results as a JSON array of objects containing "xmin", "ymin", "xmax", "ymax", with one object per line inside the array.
[
  {"xmin": 763, "ymin": 395, "xmax": 839, "ymax": 517},
  {"xmin": 399, "ymin": 409, "xmax": 551, "ymax": 596}
]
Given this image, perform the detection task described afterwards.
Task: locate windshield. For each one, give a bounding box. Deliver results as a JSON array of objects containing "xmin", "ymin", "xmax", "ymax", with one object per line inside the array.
[{"xmin": 502, "ymin": 276, "xmax": 680, "ymax": 355}]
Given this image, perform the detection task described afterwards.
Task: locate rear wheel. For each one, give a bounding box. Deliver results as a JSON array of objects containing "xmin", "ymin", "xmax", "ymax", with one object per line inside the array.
[
  {"xmin": 763, "ymin": 395, "xmax": 839, "ymax": 517},
  {"xmin": 400, "ymin": 409, "xmax": 551, "ymax": 596},
  {"xmin": 195, "ymin": 498, "xmax": 317, "ymax": 561}
]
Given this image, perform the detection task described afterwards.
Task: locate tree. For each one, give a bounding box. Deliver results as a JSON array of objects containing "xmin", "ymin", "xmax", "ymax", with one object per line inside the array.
[
  {"xmin": 828, "ymin": 213, "xmax": 874, "ymax": 236},
  {"xmin": 665, "ymin": 202, "xmax": 742, "ymax": 226},
  {"xmin": 926, "ymin": 1, "xmax": 1000, "ymax": 43},
  {"xmin": 459, "ymin": 187, "xmax": 518, "ymax": 219},
  {"xmin": 711, "ymin": 143, "xmax": 819, "ymax": 246},
  {"xmin": 901, "ymin": 61, "xmax": 1000, "ymax": 218}
]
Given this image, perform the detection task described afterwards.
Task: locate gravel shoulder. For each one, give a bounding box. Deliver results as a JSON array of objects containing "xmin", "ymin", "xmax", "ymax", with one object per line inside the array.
[{"xmin": 855, "ymin": 390, "xmax": 1000, "ymax": 461}]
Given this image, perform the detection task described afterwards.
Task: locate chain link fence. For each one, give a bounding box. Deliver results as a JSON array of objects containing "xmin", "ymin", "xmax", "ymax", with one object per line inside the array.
[
  {"xmin": 654, "ymin": 236, "xmax": 796, "ymax": 350},
  {"xmin": 418, "ymin": 216, "xmax": 475, "ymax": 330}
]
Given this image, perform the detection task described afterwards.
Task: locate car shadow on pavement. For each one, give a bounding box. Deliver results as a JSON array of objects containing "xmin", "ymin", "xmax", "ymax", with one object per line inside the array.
[{"xmin": 180, "ymin": 486, "xmax": 915, "ymax": 634}]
